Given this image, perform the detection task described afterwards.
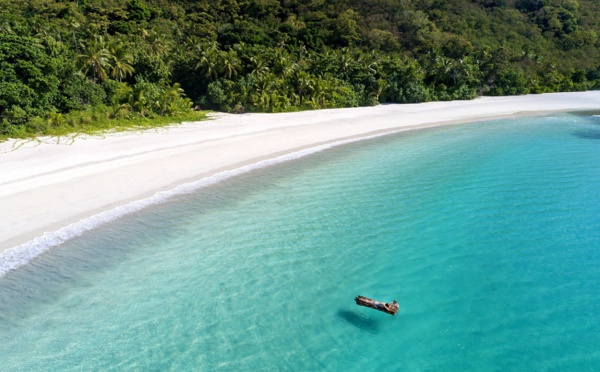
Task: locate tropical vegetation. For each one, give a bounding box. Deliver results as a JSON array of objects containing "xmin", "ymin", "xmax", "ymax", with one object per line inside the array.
[{"xmin": 1, "ymin": 0, "xmax": 599, "ymax": 139}]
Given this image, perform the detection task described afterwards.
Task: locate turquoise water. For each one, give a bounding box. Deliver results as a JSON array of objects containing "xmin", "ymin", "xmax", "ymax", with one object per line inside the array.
[{"xmin": 1, "ymin": 113, "xmax": 600, "ymax": 370}]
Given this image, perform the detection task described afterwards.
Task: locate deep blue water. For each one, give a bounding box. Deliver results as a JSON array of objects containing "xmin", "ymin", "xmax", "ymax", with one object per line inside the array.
[{"xmin": 1, "ymin": 113, "xmax": 600, "ymax": 370}]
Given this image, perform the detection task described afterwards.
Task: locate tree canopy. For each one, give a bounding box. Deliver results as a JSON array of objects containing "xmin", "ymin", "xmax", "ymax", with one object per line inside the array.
[{"xmin": 1, "ymin": 0, "xmax": 599, "ymax": 137}]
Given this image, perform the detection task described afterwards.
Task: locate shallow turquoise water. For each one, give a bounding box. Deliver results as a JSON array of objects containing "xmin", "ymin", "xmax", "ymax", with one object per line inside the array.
[{"xmin": 1, "ymin": 113, "xmax": 600, "ymax": 370}]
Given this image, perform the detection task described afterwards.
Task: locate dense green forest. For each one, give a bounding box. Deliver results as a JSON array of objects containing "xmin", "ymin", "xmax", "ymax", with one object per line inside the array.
[{"xmin": 1, "ymin": 0, "xmax": 599, "ymax": 138}]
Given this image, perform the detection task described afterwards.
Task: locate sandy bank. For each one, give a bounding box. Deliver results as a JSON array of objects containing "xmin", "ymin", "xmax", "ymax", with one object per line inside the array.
[{"xmin": 1, "ymin": 92, "xmax": 599, "ymax": 256}]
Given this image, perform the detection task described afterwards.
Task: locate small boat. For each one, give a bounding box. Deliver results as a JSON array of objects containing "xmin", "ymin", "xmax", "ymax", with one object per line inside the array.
[{"xmin": 354, "ymin": 295, "xmax": 399, "ymax": 315}]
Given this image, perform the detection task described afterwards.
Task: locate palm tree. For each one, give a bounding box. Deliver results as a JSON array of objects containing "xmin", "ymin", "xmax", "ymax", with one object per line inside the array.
[
  {"xmin": 111, "ymin": 102, "xmax": 132, "ymax": 119},
  {"xmin": 28, "ymin": 18, "xmax": 48, "ymax": 38},
  {"xmin": 78, "ymin": 36, "xmax": 112, "ymax": 82},
  {"xmin": 146, "ymin": 31, "xmax": 170, "ymax": 58},
  {"xmin": 156, "ymin": 83, "xmax": 185, "ymax": 115},
  {"xmin": 426, "ymin": 54, "xmax": 453, "ymax": 86},
  {"xmin": 338, "ymin": 48, "xmax": 354, "ymax": 79},
  {"xmin": 453, "ymin": 56, "xmax": 479, "ymax": 86},
  {"xmin": 129, "ymin": 88, "xmax": 149, "ymax": 117},
  {"xmin": 108, "ymin": 41, "xmax": 135, "ymax": 82},
  {"xmin": 221, "ymin": 50, "xmax": 241, "ymax": 79},
  {"xmin": 195, "ymin": 42, "xmax": 220, "ymax": 80},
  {"xmin": 0, "ymin": 20, "xmax": 14, "ymax": 35},
  {"xmin": 273, "ymin": 48, "xmax": 294, "ymax": 78},
  {"xmin": 360, "ymin": 50, "xmax": 381, "ymax": 76},
  {"xmin": 252, "ymin": 73, "xmax": 277, "ymax": 110},
  {"xmin": 294, "ymin": 71, "xmax": 315, "ymax": 105},
  {"xmin": 250, "ymin": 56, "xmax": 270, "ymax": 77},
  {"xmin": 67, "ymin": 18, "xmax": 81, "ymax": 52}
]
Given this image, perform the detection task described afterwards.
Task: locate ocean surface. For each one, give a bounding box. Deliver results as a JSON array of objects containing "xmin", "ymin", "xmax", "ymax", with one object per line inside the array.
[{"xmin": 1, "ymin": 113, "xmax": 600, "ymax": 370}]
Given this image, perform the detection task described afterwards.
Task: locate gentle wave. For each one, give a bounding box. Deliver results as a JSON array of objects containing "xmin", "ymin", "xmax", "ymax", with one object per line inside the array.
[{"xmin": 0, "ymin": 125, "xmax": 435, "ymax": 277}]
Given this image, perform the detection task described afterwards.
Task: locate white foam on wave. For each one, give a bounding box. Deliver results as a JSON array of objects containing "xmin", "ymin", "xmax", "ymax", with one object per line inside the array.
[{"xmin": 0, "ymin": 125, "xmax": 433, "ymax": 277}]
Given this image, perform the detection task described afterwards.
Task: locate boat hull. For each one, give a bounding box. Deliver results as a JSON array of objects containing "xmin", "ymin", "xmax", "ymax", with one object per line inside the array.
[{"xmin": 354, "ymin": 295, "xmax": 399, "ymax": 315}]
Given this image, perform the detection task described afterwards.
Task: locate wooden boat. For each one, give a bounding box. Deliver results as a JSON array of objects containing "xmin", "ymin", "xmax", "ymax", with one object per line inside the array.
[{"xmin": 354, "ymin": 295, "xmax": 399, "ymax": 315}]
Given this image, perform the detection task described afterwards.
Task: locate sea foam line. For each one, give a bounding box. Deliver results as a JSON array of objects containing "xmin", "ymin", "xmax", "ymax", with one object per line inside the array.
[{"xmin": 0, "ymin": 125, "xmax": 431, "ymax": 277}]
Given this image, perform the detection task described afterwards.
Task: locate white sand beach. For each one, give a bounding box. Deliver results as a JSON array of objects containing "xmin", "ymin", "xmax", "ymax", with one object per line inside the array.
[{"xmin": 1, "ymin": 91, "xmax": 599, "ymax": 257}]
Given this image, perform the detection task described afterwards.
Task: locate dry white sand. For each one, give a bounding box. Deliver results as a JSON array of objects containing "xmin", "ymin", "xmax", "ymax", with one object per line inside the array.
[{"xmin": 1, "ymin": 91, "xmax": 599, "ymax": 255}]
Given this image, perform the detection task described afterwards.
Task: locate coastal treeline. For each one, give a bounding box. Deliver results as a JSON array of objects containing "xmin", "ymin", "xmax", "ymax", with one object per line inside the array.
[{"xmin": 1, "ymin": 0, "xmax": 600, "ymax": 137}]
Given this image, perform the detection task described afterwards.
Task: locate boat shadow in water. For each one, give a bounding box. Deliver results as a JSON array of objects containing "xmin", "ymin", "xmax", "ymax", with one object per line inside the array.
[{"xmin": 337, "ymin": 310, "xmax": 382, "ymax": 333}]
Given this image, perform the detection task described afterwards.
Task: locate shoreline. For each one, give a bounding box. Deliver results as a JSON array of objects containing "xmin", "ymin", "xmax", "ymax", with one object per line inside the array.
[{"xmin": 1, "ymin": 91, "xmax": 599, "ymax": 273}]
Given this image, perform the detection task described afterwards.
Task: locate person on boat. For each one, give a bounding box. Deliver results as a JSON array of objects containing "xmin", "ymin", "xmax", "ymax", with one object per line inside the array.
[{"xmin": 373, "ymin": 301, "xmax": 385, "ymax": 310}]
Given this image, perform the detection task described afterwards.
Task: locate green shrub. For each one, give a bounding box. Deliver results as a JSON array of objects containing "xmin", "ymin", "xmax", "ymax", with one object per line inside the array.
[{"xmin": 59, "ymin": 74, "xmax": 106, "ymax": 111}]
